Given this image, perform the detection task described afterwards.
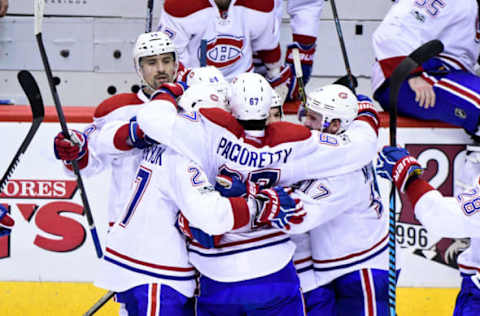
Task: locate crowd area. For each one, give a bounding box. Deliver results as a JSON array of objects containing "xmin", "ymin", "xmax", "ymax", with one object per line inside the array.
[{"xmin": 2, "ymin": 0, "xmax": 480, "ymax": 315}]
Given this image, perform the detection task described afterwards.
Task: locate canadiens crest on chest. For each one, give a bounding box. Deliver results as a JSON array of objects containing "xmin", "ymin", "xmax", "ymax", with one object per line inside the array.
[{"xmin": 200, "ymin": 35, "xmax": 245, "ymax": 68}]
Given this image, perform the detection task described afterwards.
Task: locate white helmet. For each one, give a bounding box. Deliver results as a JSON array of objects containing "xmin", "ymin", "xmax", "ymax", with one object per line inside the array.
[
  {"xmin": 178, "ymin": 84, "xmax": 228, "ymax": 112},
  {"xmin": 271, "ymin": 89, "xmax": 283, "ymax": 117},
  {"xmin": 305, "ymin": 84, "xmax": 358, "ymax": 131},
  {"xmin": 229, "ymin": 73, "xmax": 273, "ymax": 121},
  {"xmin": 186, "ymin": 66, "xmax": 229, "ymax": 103},
  {"xmin": 133, "ymin": 31, "xmax": 178, "ymax": 84}
]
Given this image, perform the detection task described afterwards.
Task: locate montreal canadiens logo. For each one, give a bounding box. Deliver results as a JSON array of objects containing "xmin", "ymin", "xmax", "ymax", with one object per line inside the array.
[
  {"xmin": 338, "ymin": 92, "xmax": 348, "ymax": 99},
  {"xmin": 201, "ymin": 36, "xmax": 245, "ymax": 68}
]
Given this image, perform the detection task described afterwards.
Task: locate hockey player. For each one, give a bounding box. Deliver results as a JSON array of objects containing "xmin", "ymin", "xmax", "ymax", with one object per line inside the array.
[
  {"xmin": 376, "ymin": 145, "xmax": 480, "ymax": 316},
  {"xmin": 292, "ymin": 85, "xmax": 388, "ymax": 315},
  {"xmin": 52, "ymin": 31, "xmax": 179, "ymax": 228},
  {"xmin": 157, "ymin": 0, "xmax": 296, "ymax": 104},
  {"xmin": 266, "ymin": 89, "xmax": 283, "ymax": 124},
  {"xmin": 119, "ymin": 72, "xmax": 379, "ymax": 315},
  {"xmin": 93, "ymin": 133, "xmax": 303, "ymax": 315},
  {"xmin": 372, "ymin": 0, "xmax": 480, "ymax": 204},
  {"xmin": 221, "ymin": 85, "xmax": 388, "ymax": 315}
]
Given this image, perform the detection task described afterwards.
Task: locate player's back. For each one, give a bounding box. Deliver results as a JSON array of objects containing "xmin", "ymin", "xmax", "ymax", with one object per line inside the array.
[{"xmin": 307, "ymin": 164, "xmax": 388, "ymax": 285}]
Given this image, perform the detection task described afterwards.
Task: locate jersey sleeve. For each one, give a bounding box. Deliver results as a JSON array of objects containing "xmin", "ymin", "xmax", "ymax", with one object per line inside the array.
[
  {"xmin": 136, "ymin": 100, "xmax": 213, "ymax": 176},
  {"xmin": 291, "ymin": 119, "xmax": 378, "ymax": 180},
  {"xmin": 169, "ymin": 155, "xmax": 252, "ymax": 234},
  {"xmin": 250, "ymin": 7, "xmax": 281, "ymax": 52},
  {"xmin": 287, "ymin": 0, "xmax": 324, "ymax": 38},
  {"xmin": 414, "ymin": 186, "xmax": 480, "ymax": 238}
]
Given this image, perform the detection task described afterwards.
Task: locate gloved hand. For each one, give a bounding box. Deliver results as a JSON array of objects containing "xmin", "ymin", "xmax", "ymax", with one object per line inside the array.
[
  {"xmin": 151, "ymin": 82, "xmax": 188, "ymax": 101},
  {"xmin": 53, "ymin": 129, "xmax": 88, "ymax": 162},
  {"xmin": 175, "ymin": 212, "xmax": 220, "ymax": 249},
  {"xmin": 0, "ymin": 205, "xmax": 14, "ymax": 237},
  {"xmin": 255, "ymin": 187, "xmax": 305, "ymax": 230},
  {"xmin": 215, "ymin": 175, "xmax": 259, "ymax": 198},
  {"xmin": 285, "ymin": 40, "xmax": 315, "ymax": 87},
  {"xmin": 376, "ymin": 146, "xmax": 423, "ymax": 192},
  {"xmin": 128, "ymin": 116, "xmax": 149, "ymax": 149}
]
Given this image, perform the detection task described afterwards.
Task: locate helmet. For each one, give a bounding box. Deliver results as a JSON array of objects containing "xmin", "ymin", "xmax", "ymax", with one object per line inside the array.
[
  {"xmin": 229, "ymin": 73, "xmax": 273, "ymax": 121},
  {"xmin": 186, "ymin": 66, "xmax": 229, "ymax": 103},
  {"xmin": 305, "ymin": 84, "xmax": 358, "ymax": 131},
  {"xmin": 178, "ymin": 84, "xmax": 228, "ymax": 112},
  {"xmin": 271, "ymin": 89, "xmax": 283, "ymax": 117},
  {"xmin": 133, "ymin": 31, "xmax": 178, "ymax": 84}
]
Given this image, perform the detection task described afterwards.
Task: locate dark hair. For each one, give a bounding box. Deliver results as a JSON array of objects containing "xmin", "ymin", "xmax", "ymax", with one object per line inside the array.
[{"xmin": 237, "ymin": 119, "xmax": 267, "ymax": 131}]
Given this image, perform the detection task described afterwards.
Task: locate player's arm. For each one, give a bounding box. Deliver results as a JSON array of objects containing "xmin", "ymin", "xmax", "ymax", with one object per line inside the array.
[
  {"xmin": 171, "ymin": 158, "xmax": 255, "ymax": 235},
  {"xmin": 376, "ymin": 146, "xmax": 480, "ymax": 238}
]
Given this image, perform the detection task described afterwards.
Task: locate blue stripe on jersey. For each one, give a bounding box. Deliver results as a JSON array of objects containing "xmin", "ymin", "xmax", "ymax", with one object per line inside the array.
[
  {"xmin": 296, "ymin": 264, "xmax": 314, "ymax": 274},
  {"xmin": 313, "ymin": 244, "xmax": 388, "ymax": 272},
  {"xmin": 104, "ymin": 256, "xmax": 196, "ymax": 281},
  {"xmin": 188, "ymin": 237, "xmax": 291, "ymax": 257}
]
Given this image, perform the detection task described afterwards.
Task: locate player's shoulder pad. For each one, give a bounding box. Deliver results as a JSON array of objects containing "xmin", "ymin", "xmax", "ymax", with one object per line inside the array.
[
  {"xmin": 235, "ymin": 0, "xmax": 274, "ymax": 12},
  {"xmin": 164, "ymin": 0, "xmax": 212, "ymax": 18},
  {"xmin": 199, "ymin": 108, "xmax": 244, "ymax": 138},
  {"xmin": 264, "ymin": 122, "xmax": 311, "ymax": 146},
  {"xmin": 94, "ymin": 93, "xmax": 143, "ymax": 119}
]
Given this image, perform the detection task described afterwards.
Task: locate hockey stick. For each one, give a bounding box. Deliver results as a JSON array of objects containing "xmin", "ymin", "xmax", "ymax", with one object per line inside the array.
[
  {"xmin": 387, "ymin": 39, "xmax": 444, "ymax": 316},
  {"xmin": 145, "ymin": 0, "xmax": 154, "ymax": 32},
  {"xmin": 329, "ymin": 0, "xmax": 356, "ymax": 94},
  {"xmin": 0, "ymin": 71, "xmax": 45, "ymax": 193},
  {"xmin": 34, "ymin": 0, "xmax": 103, "ymax": 258},
  {"xmin": 83, "ymin": 290, "xmax": 116, "ymax": 316},
  {"xmin": 292, "ymin": 48, "xmax": 307, "ymax": 106}
]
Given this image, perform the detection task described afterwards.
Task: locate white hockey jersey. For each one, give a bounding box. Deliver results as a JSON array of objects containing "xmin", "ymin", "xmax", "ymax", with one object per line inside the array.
[
  {"xmin": 274, "ymin": 0, "xmax": 324, "ymax": 39},
  {"xmin": 157, "ymin": 0, "xmax": 280, "ymax": 81},
  {"xmin": 95, "ymin": 144, "xmax": 254, "ymax": 296},
  {"xmin": 62, "ymin": 91, "xmax": 149, "ymax": 225},
  {"xmin": 288, "ymin": 163, "xmax": 388, "ymax": 287},
  {"xmin": 372, "ymin": 0, "xmax": 480, "ymax": 92},
  {"xmin": 125, "ymin": 96, "xmax": 379, "ymax": 282},
  {"xmin": 408, "ymin": 178, "xmax": 480, "ymax": 275}
]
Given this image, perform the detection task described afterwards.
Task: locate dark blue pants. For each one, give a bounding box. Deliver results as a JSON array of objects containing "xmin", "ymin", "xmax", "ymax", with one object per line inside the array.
[
  {"xmin": 196, "ymin": 261, "xmax": 306, "ymax": 315},
  {"xmin": 453, "ymin": 274, "xmax": 480, "ymax": 316}
]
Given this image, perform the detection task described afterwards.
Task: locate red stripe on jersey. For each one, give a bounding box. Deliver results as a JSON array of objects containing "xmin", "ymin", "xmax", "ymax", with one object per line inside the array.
[
  {"xmin": 378, "ymin": 56, "xmax": 423, "ymax": 80},
  {"xmin": 150, "ymin": 283, "xmax": 158, "ymax": 316},
  {"xmin": 164, "ymin": 0, "xmax": 212, "ymax": 18},
  {"xmin": 405, "ymin": 178, "xmax": 435, "ymax": 207},
  {"xmin": 199, "ymin": 108, "xmax": 245, "ymax": 138},
  {"xmin": 106, "ymin": 247, "xmax": 195, "ymax": 272},
  {"xmin": 457, "ymin": 263, "xmax": 480, "ymax": 272},
  {"xmin": 94, "ymin": 93, "xmax": 143, "ymax": 119},
  {"xmin": 313, "ymin": 233, "xmax": 388, "ymax": 264},
  {"xmin": 257, "ymin": 45, "xmax": 282, "ymax": 64},
  {"xmin": 361, "ymin": 269, "xmax": 375, "ymax": 316},
  {"xmin": 355, "ymin": 116, "xmax": 378, "ymax": 136},
  {"xmin": 264, "ymin": 122, "xmax": 311, "ymax": 147},
  {"xmin": 229, "ymin": 197, "xmax": 250, "ymax": 229},
  {"xmin": 113, "ymin": 124, "xmax": 133, "ymax": 151},
  {"xmin": 294, "ymin": 256, "xmax": 312, "ymax": 265},
  {"xmin": 292, "ymin": 34, "xmax": 317, "ymax": 46},
  {"xmin": 235, "ymin": 0, "xmax": 274, "ymax": 13},
  {"xmin": 191, "ymin": 231, "xmax": 286, "ymax": 248}
]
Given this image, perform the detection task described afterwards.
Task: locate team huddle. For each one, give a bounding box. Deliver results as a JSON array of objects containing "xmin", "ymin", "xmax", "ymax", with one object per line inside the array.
[{"xmin": 0, "ymin": 0, "xmax": 477, "ymax": 315}]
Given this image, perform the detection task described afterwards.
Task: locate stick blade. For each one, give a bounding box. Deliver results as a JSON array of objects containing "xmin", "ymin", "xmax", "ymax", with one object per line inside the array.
[{"xmin": 17, "ymin": 70, "xmax": 45, "ymax": 121}]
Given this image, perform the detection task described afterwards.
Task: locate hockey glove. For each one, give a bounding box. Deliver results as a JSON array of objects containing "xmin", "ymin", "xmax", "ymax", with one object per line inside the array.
[
  {"xmin": 0, "ymin": 205, "xmax": 14, "ymax": 237},
  {"xmin": 128, "ymin": 116, "xmax": 149, "ymax": 149},
  {"xmin": 255, "ymin": 187, "xmax": 306, "ymax": 230},
  {"xmin": 376, "ymin": 146, "xmax": 423, "ymax": 192},
  {"xmin": 53, "ymin": 129, "xmax": 88, "ymax": 162},
  {"xmin": 215, "ymin": 175, "xmax": 259, "ymax": 198},
  {"xmin": 285, "ymin": 40, "xmax": 315, "ymax": 87},
  {"xmin": 151, "ymin": 82, "xmax": 188, "ymax": 101},
  {"xmin": 175, "ymin": 212, "xmax": 220, "ymax": 249}
]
